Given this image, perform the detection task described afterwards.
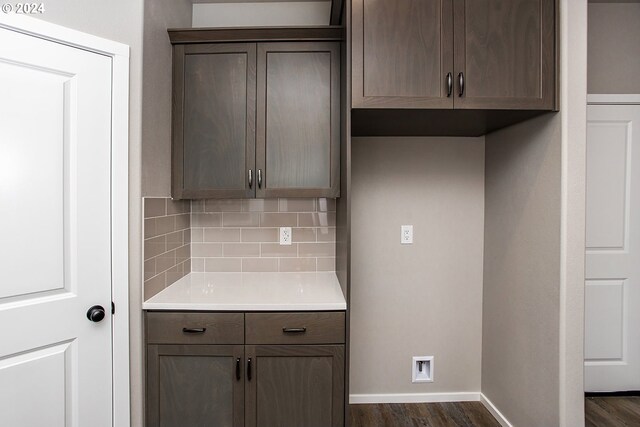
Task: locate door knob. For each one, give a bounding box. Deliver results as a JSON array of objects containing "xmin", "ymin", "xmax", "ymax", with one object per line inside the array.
[{"xmin": 86, "ymin": 305, "xmax": 106, "ymax": 322}]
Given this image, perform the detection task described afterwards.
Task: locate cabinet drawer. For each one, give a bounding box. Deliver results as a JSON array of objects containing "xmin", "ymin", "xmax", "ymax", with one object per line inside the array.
[
  {"xmin": 146, "ymin": 312, "xmax": 244, "ymax": 344},
  {"xmin": 245, "ymin": 312, "xmax": 345, "ymax": 345}
]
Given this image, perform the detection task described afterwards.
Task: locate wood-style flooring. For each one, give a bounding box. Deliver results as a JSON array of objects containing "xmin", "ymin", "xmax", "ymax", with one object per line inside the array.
[
  {"xmin": 350, "ymin": 398, "xmax": 640, "ymax": 426},
  {"xmin": 349, "ymin": 402, "xmax": 500, "ymax": 427},
  {"xmin": 586, "ymin": 397, "xmax": 640, "ymax": 427}
]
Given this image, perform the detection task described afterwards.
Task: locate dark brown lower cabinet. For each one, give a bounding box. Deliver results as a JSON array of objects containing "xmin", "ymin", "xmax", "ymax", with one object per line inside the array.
[
  {"xmin": 145, "ymin": 311, "xmax": 346, "ymax": 427},
  {"xmin": 146, "ymin": 344, "xmax": 245, "ymax": 427},
  {"xmin": 245, "ymin": 345, "xmax": 345, "ymax": 427}
]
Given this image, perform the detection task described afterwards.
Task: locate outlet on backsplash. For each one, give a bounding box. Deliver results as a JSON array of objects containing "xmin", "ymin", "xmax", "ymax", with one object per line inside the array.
[{"xmin": 280, "ymin": 227, "xmax": 292, "ymax": 246}]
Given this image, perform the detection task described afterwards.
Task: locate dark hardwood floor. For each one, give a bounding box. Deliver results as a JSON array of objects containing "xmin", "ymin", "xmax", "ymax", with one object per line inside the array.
[
  {"xmin": 349, "ymin": 402, "xmax": 500, "ymax": 427},
  {"xmin": 585, "ymin": 397, "xmax": 640, "ymax": 427},
  {"xmin": 350, "ymin": 398, "xmax": 640, "ymax": 426}
]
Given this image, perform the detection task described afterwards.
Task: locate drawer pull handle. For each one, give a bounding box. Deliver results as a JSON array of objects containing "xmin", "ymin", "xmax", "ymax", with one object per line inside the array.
[
  {"xmin": 182, "ymin": 327, "xmax": 206, "ymax": 334},
  {"xmin": 247, "ymin": 358, "xmax": 252, "ymax": 381},
  {"xmin": 283, "ymin": 327, "xmax": 307, "ymax": 333},
  {"xmin": 236, "ymin": 358, "xmax": 241, "ymax": 381}
]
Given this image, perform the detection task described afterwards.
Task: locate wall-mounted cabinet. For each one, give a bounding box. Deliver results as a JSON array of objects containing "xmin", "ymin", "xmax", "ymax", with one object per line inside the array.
[
  {"xmin": 351, "ymin": 0, "xmax": 557, "ymax": 136},
  {"xmin": 352, "ymin": 0, "xmax": 454, "ymax": 109},
  {"xmin": 170, "ymin": 29, "xmax": 342, "ymax": 199},
  {"xmin": 174, "ymin": 43, "xmax": 257, "ymax": 199}
]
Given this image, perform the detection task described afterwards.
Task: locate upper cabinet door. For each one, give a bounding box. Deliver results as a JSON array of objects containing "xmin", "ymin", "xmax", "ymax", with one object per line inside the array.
[
  {"xmin": 453, "ymin": 0, "xmax": 556, "ymax": 110},
  {"xmin": 256, "ymin": 42, "xmax": 340, "ymax": 198},
  {"xmin": 352, "ymin": 0, "xmax": 454, "ymax": 109},
  {"xmin": 173, "ymin": 43, "xmax": 256, "ymax": 199}
]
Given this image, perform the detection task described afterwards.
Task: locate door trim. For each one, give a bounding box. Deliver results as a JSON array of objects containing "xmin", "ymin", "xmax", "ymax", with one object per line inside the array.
[
  {"xmin": 0, "ymin": 13, "xmax": 131, "ymax": 426},
  {"xmin": 588, "ymin": 94, "xmax": 640, "ymax": 105}
]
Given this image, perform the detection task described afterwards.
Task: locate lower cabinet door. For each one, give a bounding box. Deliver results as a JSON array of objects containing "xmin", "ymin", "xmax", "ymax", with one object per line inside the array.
[
  {"xmin": 147, "ymin": 344, "xmax": 245, "ymax": 427},
  {"xmin": 245, "ymin": 345, "xmax": 345, "ymax": 427}
]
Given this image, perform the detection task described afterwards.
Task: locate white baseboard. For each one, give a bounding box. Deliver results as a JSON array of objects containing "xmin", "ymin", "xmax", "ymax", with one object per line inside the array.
[
  {"xmin": 480, "ymin": 393, "xmax": 513, "ymax": 427},
  {"xmin": 349, "ymin": 392, "xmax": 481, "ymax": 404}
]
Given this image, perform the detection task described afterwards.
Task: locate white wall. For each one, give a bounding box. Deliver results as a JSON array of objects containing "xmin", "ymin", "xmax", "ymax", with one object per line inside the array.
[
  {"xmin": 35, "ymin": 1, "xmax": 145, "ymax": 425},
  {"xmin": 350, "ymin": 137, "xmax": 485, "ymax": 399}
]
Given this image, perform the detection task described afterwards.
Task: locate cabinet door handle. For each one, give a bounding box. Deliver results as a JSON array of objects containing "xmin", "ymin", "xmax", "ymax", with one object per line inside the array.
[
  {"xmin": 283, "ymin": 327, "xmax": 307, "ymax": 333},
  {"xmin": 458, "ymin": 72, "xmax": 465, "ymax": 97},
  {"xmin": 236, "ymin": 358, "xmax": 241, "ymax": 381},
  {"xmin": 257, "ymin": 169, "xmax": 262, "ymax": 189},
  {"xmin": 248, "ymin": 169, "xmax": 253, "ymax": 189},
  {"xmin": 182, "ymin": 327, "xmax": 206, "ymax": 334},
  {"xmin": 247, "ymin": 358, "xmax": 252, "ymax": 381},
  {"xmin": 446, "ymin": 72, "xmax": 453, "ymax": 97}
]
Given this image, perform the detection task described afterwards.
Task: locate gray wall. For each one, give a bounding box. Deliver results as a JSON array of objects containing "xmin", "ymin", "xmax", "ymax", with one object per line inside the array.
[
  {"xmin": 350, "ymin": 137, "xmax": 485, "ymax": 396},
  {"xmin": 482, "ymin": 115, "xmax": 562, "ymax": 426},
  {"xmin": 141, "ymin": 0, "xmax": 192, "ymax": 197},
  {"xmin": 35, "ymin": 1, "xmax": 146, "ymax": 425},
  {"xmin": 192, "ymin": 1, "xmax": 330, "ymax": 27},
  {"xmin": 588, "ymin": 2, "xmax": 640, "ymax": 93},
  {"xmin": 481, "ymin": 1, "xmax": 588, "ymax": 422}
]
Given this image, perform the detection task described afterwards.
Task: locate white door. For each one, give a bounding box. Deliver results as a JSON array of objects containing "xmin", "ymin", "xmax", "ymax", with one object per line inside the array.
[
  {"xmin": 584, "ymin": 103, "xmax": 640, "ymax": 391},
  {"xmin": 0, "ymin": 25, "xmax": 113, "ymax": 425}
]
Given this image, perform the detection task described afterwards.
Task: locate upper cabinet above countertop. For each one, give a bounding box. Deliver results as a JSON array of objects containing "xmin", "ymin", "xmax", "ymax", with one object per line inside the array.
[
  {"xmin": 170, "ymin": 28, "xmax": 342, "ymax": 200},
  {"xmin": 351, "ymin": 0, "xmax": 558, "ymax": 136}
]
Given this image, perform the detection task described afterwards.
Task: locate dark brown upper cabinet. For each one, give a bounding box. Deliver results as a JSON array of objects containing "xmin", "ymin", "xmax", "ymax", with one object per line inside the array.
[
  {"xmin": 256, "ymin": 42, "xmax": 340, "ymax": 198},
  {"xmin": 353, "ymin": 0, "xmax": 555, "ymax": 110},
  {"xmin": 352, "ymin": 0, "xmax": 454, "ymax": 109},
  {"xmin": 351, "ymin": 0, "xmax": 557, "ymax": 136},
  {"xmin": 170, "ymin": 28, "xmax": 342, "ymax": 200},
  {"xmin": 452, "ymin": 0, "xmax": 555, "ymax": 110},
  {"xmin": 173, "ymin": 43, "xmax": 256, "ymax": 199}
]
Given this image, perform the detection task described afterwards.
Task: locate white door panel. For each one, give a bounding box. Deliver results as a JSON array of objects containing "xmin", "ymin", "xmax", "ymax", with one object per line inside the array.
[
  {"xmin": 585, "ymin": 120, "xmax": 630, "ymax": 250},
  {"xmin": 0, "ymin": 26, "xmax": 113, "ymax": 425},
  {"xmin": 584, "ymin": 279, "xmax": 624, "ymax": 360},
  {"xmin": 0, "ymin": 342, "xmax": 72, "ymax": 427},
  {"xmin": 585, "ymin": 104, "xmax": 640, "ymax": 391}
]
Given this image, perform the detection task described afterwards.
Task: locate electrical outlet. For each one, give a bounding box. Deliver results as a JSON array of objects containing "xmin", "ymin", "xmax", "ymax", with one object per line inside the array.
[
  {"xmin": 412, "ymin": 356, "xmax": 434, "ymax": 383},
  {"xmin": 401, "ymin": 225, "xmax": 413, "ymax": 244},
  {"xmin": 279, "ymin": 227, "xmax": 292, "ymax": 245}
]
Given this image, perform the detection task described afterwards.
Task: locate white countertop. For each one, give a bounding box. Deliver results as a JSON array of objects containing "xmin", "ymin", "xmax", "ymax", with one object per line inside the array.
[{"xmin": 143, "ymin": 272, "xmax": 347, "ymax": 311}]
